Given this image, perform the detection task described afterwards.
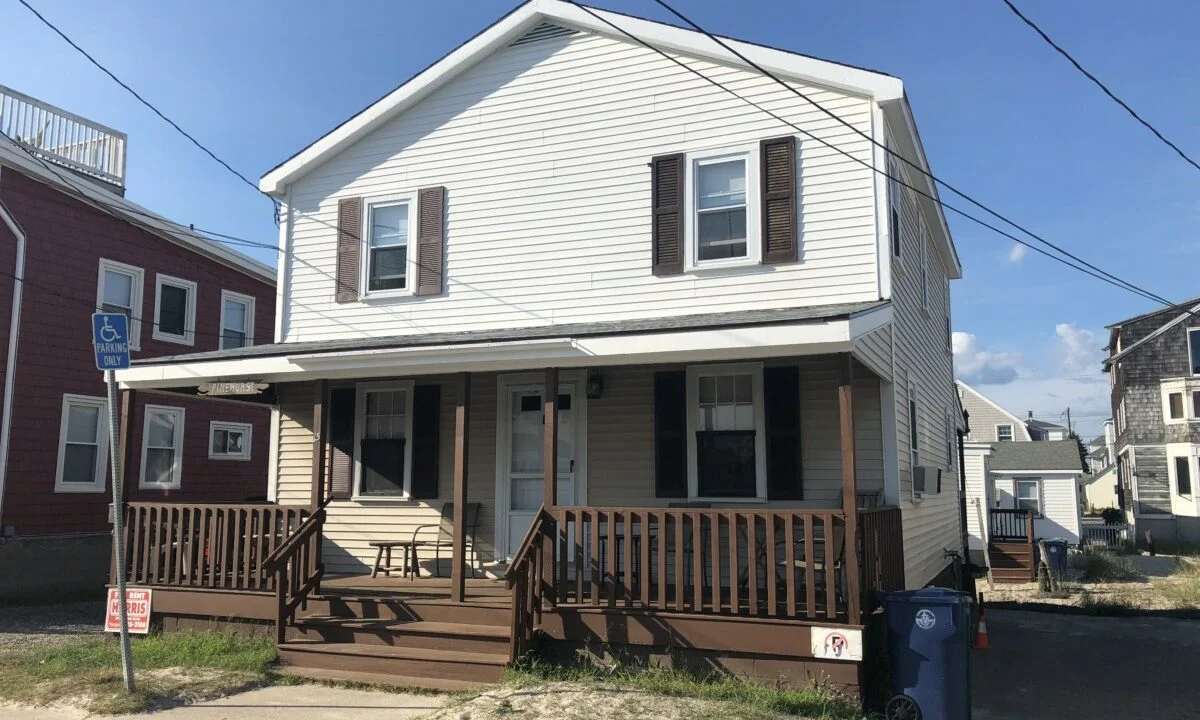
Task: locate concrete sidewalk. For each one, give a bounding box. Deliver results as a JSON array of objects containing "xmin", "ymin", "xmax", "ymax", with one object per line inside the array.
[{"xmin": 0, "ymin": 685, "xmax": 446, "ymax": 720}]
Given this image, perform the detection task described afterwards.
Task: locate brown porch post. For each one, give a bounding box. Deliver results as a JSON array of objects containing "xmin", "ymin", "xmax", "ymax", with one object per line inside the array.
[
  {"xmin": 450, "ymin": 372, "xmax": 471, "ymax": 603},
  {"xmin": 542, "ymin": 367, "xmax": 559, "ymax": 603},
  {"xmin": 838, "ymin": 354, "xmax": 862, "ymax": 624},
  {"xmin": 310, "ymin": 381, "xmax": 328, "ymax": 507}
]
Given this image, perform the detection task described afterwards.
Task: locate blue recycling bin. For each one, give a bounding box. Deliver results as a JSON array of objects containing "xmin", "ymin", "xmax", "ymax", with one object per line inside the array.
[
  {"xmin": 1042, "ymin": 539, "xmax": 1069, "ymax": 578},
  {"xmin": 883, "ymin": 587, "xmax": 971, "ymax": 720}
]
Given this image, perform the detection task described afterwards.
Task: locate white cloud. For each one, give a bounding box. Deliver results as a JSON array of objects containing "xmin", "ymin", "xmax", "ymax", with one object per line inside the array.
[
  {"xmin": 953, "ymin": 331, "xmax": 1023, "ymax": 385},
  {"xmin": 1007, "ymin": 243, "xmax": 1028, "ymax": 264},
  {"xmin": 1054, "ymin": 323, "xmax": 1105, "ymax": 374}
]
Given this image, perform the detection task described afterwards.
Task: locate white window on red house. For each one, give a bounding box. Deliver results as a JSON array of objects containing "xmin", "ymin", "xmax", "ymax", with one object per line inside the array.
[
  {"xmin": 55, "ymin": 394, "xmax": 109, "ymax": 493},
  {"xmin": 141, "ymin": 405, "xmax": 184, "ymax": 489}
]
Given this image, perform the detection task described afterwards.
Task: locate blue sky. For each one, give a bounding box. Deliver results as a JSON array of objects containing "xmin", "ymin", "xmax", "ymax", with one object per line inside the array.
[{"xmin": 3, "ymin": 0, "xmax": 1197, "ymax": 438}]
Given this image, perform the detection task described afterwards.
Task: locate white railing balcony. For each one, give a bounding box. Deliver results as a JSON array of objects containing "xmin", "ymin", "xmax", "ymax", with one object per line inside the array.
[{"xmin": 0, "ymin": 84, "xmax": 127, "ymax": 191}]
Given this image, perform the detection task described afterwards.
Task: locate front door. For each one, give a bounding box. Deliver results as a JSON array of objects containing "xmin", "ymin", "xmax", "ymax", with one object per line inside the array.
[{"xmin": 501, "ymin": 382, "xmax": 578, "ymax": 559}]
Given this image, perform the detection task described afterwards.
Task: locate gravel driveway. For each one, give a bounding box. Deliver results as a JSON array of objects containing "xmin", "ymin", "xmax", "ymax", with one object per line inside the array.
[
  {"xmin": 972, "ymin": 608, "xmax": 1200, "ymax": 720},
  {"xmin": 0, "ymin": 601, "xmax": 104, "ymax": 649}
]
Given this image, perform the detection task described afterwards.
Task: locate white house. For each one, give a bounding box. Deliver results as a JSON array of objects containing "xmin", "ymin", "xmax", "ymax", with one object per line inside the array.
[{"xmin": 112, "ymin": 0, "xmax": 964, "ymax": 691}]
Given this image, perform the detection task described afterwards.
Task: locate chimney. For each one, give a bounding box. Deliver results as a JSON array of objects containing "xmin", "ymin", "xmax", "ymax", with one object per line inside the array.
[{"xmin": 0, "ymin": 84, "xmax": 127, "ymax": 194}]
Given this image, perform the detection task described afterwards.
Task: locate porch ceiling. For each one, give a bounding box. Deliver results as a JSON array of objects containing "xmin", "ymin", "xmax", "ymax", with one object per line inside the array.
[{"xmin": 115, "ymin": 301, "xmax": 891, "ymax": 390}]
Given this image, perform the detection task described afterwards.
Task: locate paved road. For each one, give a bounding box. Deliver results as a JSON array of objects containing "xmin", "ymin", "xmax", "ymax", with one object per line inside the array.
[
  {"xmin": 972, "ymin": 609, "xmax": 1200, "ymax": 720},
  {"xmin": 0, "ymin": 686, "xmax": 445, "ymax": 720}
]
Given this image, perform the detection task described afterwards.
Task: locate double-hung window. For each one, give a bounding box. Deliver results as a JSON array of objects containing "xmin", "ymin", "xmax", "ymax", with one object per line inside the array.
[
  {"xmin": 686, "ymin": 363, "xmax": 765, "ymax": 499},
  {"xmin": 1189, "ymin": 328, "xmax": 1200, "ymax": 376},
  {"xmin": 55, "ymin": 395, "xmax": 108, "ymax": 493},
  {"xmin": 1173, "ymin": 456, "xmax": 1193, "ymax": 497},
  {"xmin": 153, "ymin": 274, "xmax": 196, "ymax": 345},
  {"xmin": 1015, "ymin": 478, "xmax": 1042, "ymax": 515},
  {"xmin": 96, "ymin": 259, "xmax": 143, "ymax": 349},
  {"xmin": 220, "ymin": 290, "xmax": 255, "ymax": 349},
  {"xmin": 685, "ymin": 147, "xmax": 759, "ymax": 269},
  {"xmin": 354, "ymin": 381, "xmax": 414, "ymax": 497},
  {"xmin": 996, "ymin": 424, "xmax": 1014, "ymax": 442},
  {"xmin": 209, "ymin": 421, "xmax": 252, "ymax": 460},
  {"xmin": 364, "ymin": 198, "xmax": 414, "ymax": 295},
  {"xmin": 141, "ymin": 405, "xmax": 184, "ymax": 489}
]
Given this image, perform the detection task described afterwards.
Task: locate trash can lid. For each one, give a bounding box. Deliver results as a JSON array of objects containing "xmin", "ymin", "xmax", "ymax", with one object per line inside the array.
[{"xmin": 883, "ymin": 587, "xmax": 971, "ymax": 606}]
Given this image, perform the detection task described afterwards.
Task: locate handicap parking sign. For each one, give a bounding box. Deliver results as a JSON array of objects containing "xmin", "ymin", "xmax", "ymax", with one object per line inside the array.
[{"xmin": 92, "ymin": 313, "xmax": 130, "ymax": 371}]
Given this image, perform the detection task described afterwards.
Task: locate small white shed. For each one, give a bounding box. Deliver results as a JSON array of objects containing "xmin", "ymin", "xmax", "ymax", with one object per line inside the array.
[{"xmin": 987, "ymin": 440, "xmax": 1085, "ymax": 544}]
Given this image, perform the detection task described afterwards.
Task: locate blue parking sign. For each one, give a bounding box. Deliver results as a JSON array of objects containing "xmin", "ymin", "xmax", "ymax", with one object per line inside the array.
[{"xmin": 92, "ymin": 313, "xmax": 131, "ymax": 371}]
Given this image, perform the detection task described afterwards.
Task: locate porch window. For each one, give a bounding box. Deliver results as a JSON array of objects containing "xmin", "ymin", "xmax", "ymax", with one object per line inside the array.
[
  {"xmin": 54, "ymin": 394, "xmax": 109, "ymax": 493},
  {"xmin": 96, "ymin": 259, "xmax": 143, "ymax": 349},
  {"xmin": 141, "ymin": 405, "xmax": 184, "ymax": 489},
  {"xmin": 355, "ymin": 382, "xmax": 413, "ymax": 497},
  {"xmin": 1174, "ymin": 456, "xmax": 1192, "ymax": 497},
  {"xmin": 220, "ymin": 290, "xmax": 255, "ymax": 349},
  {"xmin": 996, "ymin": 424, "xmax": 1014, "ymax": 442},
  {"xmin": 1015, "ymin": 478, "xmax": 1041, "ymax": 516},
  {"xmin": 365, "ymin": 199, "xmax": 412, "ymax": 293},
  {"xmin": 209, "ymin": 421, "xmax": 251, "ymax": 460},
  {"xmin": 687, "ymin": 363, "xmax": 765, "ymax": 499}
]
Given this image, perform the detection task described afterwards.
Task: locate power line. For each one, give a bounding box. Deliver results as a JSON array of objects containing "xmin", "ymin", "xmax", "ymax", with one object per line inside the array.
[
  {"xmin": 1000, "ymin": 0, "xmax": 1200, "ymax": 174},
  {"xmin": 15, "ymin": 0, "xmax": 277, "ymax": 213},
  {"xmin": 645, "ymin": 0, "xmax": 1196, "ymax": 319}
]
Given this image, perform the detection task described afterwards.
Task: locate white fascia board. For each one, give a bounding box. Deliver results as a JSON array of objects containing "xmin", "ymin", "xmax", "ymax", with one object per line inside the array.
[
  {"xmin": 993, "ymin": 470, "xmax": 1082, "ymax": 476},
  {"xmin": 848, "ymin": 303, "xmax": 893, "ymax": 338},
  {"xmin": 115, "ymin": 319, "xmax": 853, "ymax": 390},
  {"xmin": 259, "ymin": 0, "xmax": 902, "ymax": 195},
  {"xmin": 880, "ymin": 97, "xmax": 961, "ymax": 280}
]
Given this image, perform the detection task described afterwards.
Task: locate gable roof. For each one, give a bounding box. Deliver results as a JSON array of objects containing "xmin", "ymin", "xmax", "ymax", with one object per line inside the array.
[
  {"xmin": 1104, "ymin": 298, "xmax": 1200, "ymax": 369},
  {"xmin": 1026, "ymin": 419, "xmax": 1067, "ymax": 432},
  {"xmin": 956, "ymin": 379, "xmax": 1029, "ymax": 436},
  {"xmin": 0, "ymin": 135, "xmax": 275, "ymax": 283},
  {"xmin": 989, "ymin": 439, "xmax": 1083, "ymax": 473},
  {"xmin": 1106, "ymin": 296, "xmax": 1200, "ymax": 329}
]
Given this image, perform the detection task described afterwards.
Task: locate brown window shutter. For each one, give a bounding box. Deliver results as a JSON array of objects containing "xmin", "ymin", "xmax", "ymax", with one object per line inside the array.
[
  {"xmin": 335, "ymin": 198, "xmax": 362, "ymax": 303},
  {"xmin": 415, "ymin": 186, "xmax": 446, "ymax": 296},
  {"xmin": 760, "ymin": 136, "xmax": 798, "ymax": 264},
  {"xmin": 764, "ymin": 366, "xmax": 803, "ymax": 500},
  {"xmin": 327, "ymin": 387, "xmax": 357, "ymax": 499},
  {"xmin": 654, "ymin": 370, "xmax": 687, "ymax": 498},
  {"xmin": 650, "ymin": 154, "xmax": 685, "ymax": 276},
  {"xmin": 409, "ymin": 384, "xmax": 441, "ymax": 499}
]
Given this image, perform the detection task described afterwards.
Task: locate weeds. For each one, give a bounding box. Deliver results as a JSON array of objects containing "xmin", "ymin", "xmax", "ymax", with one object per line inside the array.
[
  {"xmin": 1159, "ymin": 557, "xmax": 1200, "ymax": 608},
  {"xmin": 1072, "ymin": 548, "xmax": 1141, "ymax": 582}
]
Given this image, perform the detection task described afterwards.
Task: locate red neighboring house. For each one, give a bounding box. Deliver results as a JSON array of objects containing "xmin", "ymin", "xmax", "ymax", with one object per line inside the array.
[{"xmin": 0, "ymin": 86, "xmax": 275, "ymax": 599}]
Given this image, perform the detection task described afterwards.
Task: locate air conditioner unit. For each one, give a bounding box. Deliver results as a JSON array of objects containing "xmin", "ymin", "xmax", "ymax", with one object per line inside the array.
[{"xmin": 914, "ymin": 466, "xmax": 942, "ymax": 495}]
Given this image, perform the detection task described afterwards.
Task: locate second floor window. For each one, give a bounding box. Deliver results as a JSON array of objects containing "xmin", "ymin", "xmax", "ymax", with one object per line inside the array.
[
  {"xmin": 696, "ymin": 157, "xmax": 748, "ymax": 262},
  {"xmin": 97, "ymin": 259, "xmax": 143, "ymax": 349},
  {"xmin": 996, "ymin": 424, "xmax": 1014, "ymax": 442},
  {"xmin": 220, "ymin": 291, "xmax": 255, "ymax": 350},
  {"xmin": 1189, "ymin": 328, "xmax": 1200, "ymax": 376},
  {"xmin": 366, "ymin": 200, "xmax": 411, "ymax": 293},
  {"xmin": 154, "ymin": 274, "xmax": 196, "ymax": 345}
]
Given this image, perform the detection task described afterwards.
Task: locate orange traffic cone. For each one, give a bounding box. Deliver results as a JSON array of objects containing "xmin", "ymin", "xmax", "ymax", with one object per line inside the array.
[{"xmin": 974, "ymin": 606, "xmax": 991, "ymax": 649}]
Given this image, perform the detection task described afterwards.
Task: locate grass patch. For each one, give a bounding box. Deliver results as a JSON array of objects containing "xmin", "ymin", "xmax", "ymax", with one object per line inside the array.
[
  {"xmin": 1159, "ymin": 557, "xmax": 1200, "ymax": 608},
  {"xmin": 0, "ymin": 630, "xmax": 276, "ymax": 714},
  {"xmin": 1072, "ymin": 548, "xmax": 1141, "ymax": 582},
  {"xmin": 1078, "ymin": 591, "xmax": 1138, "ymax": 616},
  {"xmin": 503, "ymin": 658, "xmax": 861, "ymax": 719}
]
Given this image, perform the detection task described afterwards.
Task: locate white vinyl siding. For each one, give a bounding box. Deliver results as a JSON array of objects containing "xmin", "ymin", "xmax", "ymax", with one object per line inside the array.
[
  {"xmin": 281, "ymin": 30, "xmax": 878, "ymax": 342},
  {"xmin": 993, "ymin": 473, "xmax": 1082, "ymax": 543},
  {"xmin": 957, "ymin": 382, "xmax": 1032, "ymax": 443}
]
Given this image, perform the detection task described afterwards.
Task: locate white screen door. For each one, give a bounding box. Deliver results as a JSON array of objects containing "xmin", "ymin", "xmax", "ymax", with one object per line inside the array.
[{"xmin": 504, "ymin": 384, "xmax": 575, "ymax": 558}]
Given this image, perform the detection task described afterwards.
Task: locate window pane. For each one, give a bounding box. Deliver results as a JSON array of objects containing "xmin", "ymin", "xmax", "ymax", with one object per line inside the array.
[
  {"xmin": 696, "ymin": 208, "xmax": 747, "ymax": 260},
  {"xmin": 733, "ymin": 404, "xmax": 754, "ymax": 430},
  {"xmin": 369, "ymin": 246, "xmax": 407, "ymax": 291},
  {"xmin": 370, "ymin": 204, "xmax": 409, "ymax": 247},
  {"xmin": 1169, "ymin": 393, "xmax": 1184, "ymax": 419},
  {"xmin": 1175, "ymin": 457, "xmax": 1192, "ymax": 496},
  {"xmin": 697, "ymin": 160, "xmax": 746, "ymax": 209},
  {"xmin": 226, "ymin": 431, "xmax": 244, "ymax": 454},
  {"xmin": 222, "ymin": 330, "xmax": 247, "ymax": 349},
  {"xmin": 1194, "ymin": 391, "xmax": 1200, "ymax": 418},
  {"xmin": 734, "ymin": 375, "xmax": 752, "ymax": 404},
  {"xmin": 103, "ymin": 270, "xmax": 133, "ymax": 307},
  {"xmin": 67, "ymin": 404, "xmax": 100, "ymax": 443},
  {"xmin": 698, "ymin": 376, "xmax": 715, "ymax": 405},
  {"xmin": 1017, "ymin": 481, "xmax": 1038, "ymax": 500},
  {"xmin": 510, "ymin": 392, "xmax": 543, "ymax": 474},
  {"xmin": 1190, "ymin": 329, "xmax": 1200, "ymax": 375},
  {"xmin": 716, "ymin": 375, "xmax": 734, "ymax": 404},
  {"xmin": 147, "ymin": 412, "xmax": 177, "ymax": 448},
  {"xmin": 145, "ymin": 447, "xmax": 175, "ymax": 485},
  {"xmin": 223, "ymin": 299, "xmax": 247, "ymax": 332},
  {"xmin": 212, "ymin": 429, "xmax": 228, "ymax": 455},
  {"xmin": 158, "ymin": 285, "xmax": 188, "ymax": 336},
  {"xmin": 62, "ymin": 444, "xmax": 98, "ymax": 484},
  {"xmin": 696, "ymin": 430, "xmax": 756, "ymax": 497},
  {"xmin": 511, "ymin": 477, "xmax": 541, "ymax": 512}
]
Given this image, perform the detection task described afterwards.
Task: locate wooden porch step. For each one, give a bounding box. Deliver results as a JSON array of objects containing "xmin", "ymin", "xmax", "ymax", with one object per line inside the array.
[
  {"xmin": 289, "ymin": 616, "xmax": 511, "ymax": 653},
  {"xmin": 308, "ymin": 596, "xmax": 511, "ymax": 626},
  {"xmin": 275, "ymin": 665, "xmax": 490, "ymax": 693},
  {"xmin": 276, "ymin": 640, "xmax": 509, "ymax": 684}
]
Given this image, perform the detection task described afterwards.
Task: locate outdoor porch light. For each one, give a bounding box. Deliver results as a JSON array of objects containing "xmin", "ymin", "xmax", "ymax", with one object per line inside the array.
[{"xmin": 586, "ymin": 368, "xmax": 604, "ymax": 399}]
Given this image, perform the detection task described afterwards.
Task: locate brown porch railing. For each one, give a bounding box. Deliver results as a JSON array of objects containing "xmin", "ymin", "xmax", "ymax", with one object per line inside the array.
[
  {"xmin": 263, "ymin": 499, "xmax": 329, "ymax": 643},
  {"xmin": 858, "ymin": 506, "xmax": 904, "ymax": 611},
  {"xmin": 989, "ymin": 508, "xmax": 1034, "ymax": 541},
  {"xmin": 505, "ymin": 506, "xmax": 552, "ymax": 663},
  {"xmin": 119, "ymin": 503, "xmax": 309, "ymax": 591}
]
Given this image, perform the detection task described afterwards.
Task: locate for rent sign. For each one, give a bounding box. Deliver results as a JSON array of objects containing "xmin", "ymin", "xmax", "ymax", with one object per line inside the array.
[{"xmin": 104, "ymin": 588, "xmax": 152, "ymax": 634}]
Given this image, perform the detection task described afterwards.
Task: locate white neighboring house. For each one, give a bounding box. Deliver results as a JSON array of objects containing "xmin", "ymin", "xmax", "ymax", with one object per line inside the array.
[{"xmin": 957, "ymin": 380, "xmax": 1032, "ymax": 443}]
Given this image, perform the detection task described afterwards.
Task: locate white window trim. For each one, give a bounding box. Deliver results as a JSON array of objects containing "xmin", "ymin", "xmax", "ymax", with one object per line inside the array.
[
  {"xmin": 1189, "ymin": 328, "xmax": 1200, "ymax": 377},
  {"xmin": 152, "ymin": 274, "xmax": 197, "ymax": 346},
  {"xmin": 685, "ymin": 362, "xmax": 767, "ymax": 502},
  {"xmin": 1161, "ymin": 379, "xmax": 1200, "ymax": 425},
  {"xmin": 219, "ymin": 290, "xmax": 256, "ymax": 350},
  {"xmin": 208, "ymin": 420, "xmax": 253, "ymax": 461},
  {"xmin": 140, "ymin": 404, "xmax": 185, "ymax": 490},
  {"xmin": 1168, "ymin": 454, "xmax": 1194, "ymax": 498},
  {"xmin": 54, "ymin": 394, "xmax": 109, "ymax": 493},
  {"xmin": 360, "ymin": 193, "xmax": 418, "ymax": 300},
  {"xmin": 352, "ymin": 379, "xmax": 416, "ymax": 500},
  {"xmin": 683, "ymin": 145, "xmax": 762, "ymax": 272},
  {"xmin": 1014, "ymin": 477, "xmax": 1043, "ymax": 517},
  {"xmin": 96, "ymin": 259, "xmax": 143, "ymax": 350},
  {"xmin": 995, "ymin": 423, "xmax": 1015, "ymax": 442}
]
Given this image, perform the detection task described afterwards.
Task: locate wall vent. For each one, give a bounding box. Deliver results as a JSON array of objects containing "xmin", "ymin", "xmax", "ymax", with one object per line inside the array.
[{"xmin": 509, "ymin": 22, "xmax": 579, "ymax": 47}]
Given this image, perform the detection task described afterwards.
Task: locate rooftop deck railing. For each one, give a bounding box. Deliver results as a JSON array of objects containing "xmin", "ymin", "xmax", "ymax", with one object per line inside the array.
[{"xmin": 1, "ymin": 84, "xmax": 126, "ymax": 190}]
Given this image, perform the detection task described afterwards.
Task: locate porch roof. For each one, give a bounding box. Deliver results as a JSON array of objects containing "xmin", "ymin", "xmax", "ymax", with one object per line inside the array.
[{"xmin": 115, "ymin": 301, "xmax": 890, "ymax": 390}]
